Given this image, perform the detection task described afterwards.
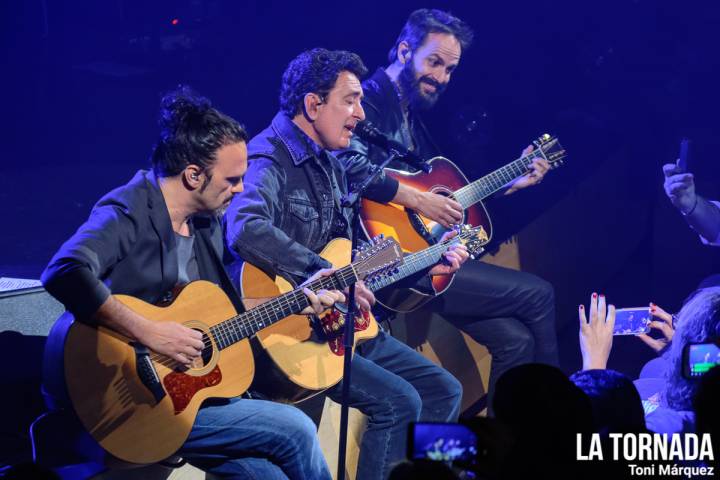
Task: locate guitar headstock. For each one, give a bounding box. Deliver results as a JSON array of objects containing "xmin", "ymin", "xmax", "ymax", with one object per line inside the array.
[
  {"xmin": 532, "ymin": 134, "xmax": 567, "ymax": 169},
  {"xmin": 454, "ymin": 224, "xmax": 490, "ymax": 259},
  {"xmin": 353, "ymin": 236, "xmax": 403, "ymax": 283}
]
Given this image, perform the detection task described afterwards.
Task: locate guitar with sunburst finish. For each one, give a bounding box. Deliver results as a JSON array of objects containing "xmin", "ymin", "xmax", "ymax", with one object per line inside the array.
[{"xmin": 360, "ymin": 134, "xmax": 567, "ymax": 312}]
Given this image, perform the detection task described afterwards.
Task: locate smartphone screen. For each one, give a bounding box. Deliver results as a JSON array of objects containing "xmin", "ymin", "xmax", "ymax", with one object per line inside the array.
[
  {"xmin": 683, "ymin": 342, "xmax": 720, "ymax": 378},
  {"xmin": 408, "ymin": 422, "xmax": 478, "ymax": 463},
  {"xmin": 677, "ymin": 138, "xmax": 690, "ymax": 173},
  {"xmin": 613, "ymin": 307, "xmax": 652, "ymax": 336}
]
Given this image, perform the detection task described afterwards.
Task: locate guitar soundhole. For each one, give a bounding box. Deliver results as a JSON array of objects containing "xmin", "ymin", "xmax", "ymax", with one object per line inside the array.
[
  {"xmin": 198, "ymin": 330, "xmax": 214, "ymax": 366},
  {"xmin": 415, "ymin": 188, "xmax": 465, "ymax": 243}
]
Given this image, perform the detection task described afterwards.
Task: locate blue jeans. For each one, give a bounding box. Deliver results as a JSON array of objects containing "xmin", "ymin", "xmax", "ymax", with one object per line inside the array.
[
  {"xmin": 432, "ymin": 260, "xmax": 559, "ymax": 414},
  {"xmin": 327, "ymin": 330, "xmax": 463, "ymax": 480},
  {"xmin": 179, "ymin": 397, "xmax": 331, "ymax": 479}
]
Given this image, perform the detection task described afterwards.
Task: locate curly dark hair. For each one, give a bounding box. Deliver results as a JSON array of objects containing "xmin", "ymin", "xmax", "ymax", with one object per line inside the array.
[
  {"xmin": 279, "ymin": 48, "xmax": 368, "ymax": 118},
  {"xmin": 664, "ymin": 287, "xmax": 720, "ymax": 411},
  {"xmin": 388, "ymin": 9, "xmax": 474, "ymax": 63},
  {"xmin": 151, "ymin": 85, "xmax": 248, "ymax": 178}
]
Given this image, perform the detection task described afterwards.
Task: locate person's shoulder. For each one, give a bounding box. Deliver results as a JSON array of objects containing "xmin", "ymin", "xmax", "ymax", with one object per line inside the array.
[
  {"xmin": 93, "ymin": 170, "xmax": 155, "ymax": 219},
  {"xmin": 247, "ymin": 124, "xmax": 291, "ymax": 168},
  {"xmin": 361, "ymin": 68, "xmax": 390, "ymax": 98},
  {"xmin": 645, "ymin": 406, "xmax": 695, "ymax": 434}
]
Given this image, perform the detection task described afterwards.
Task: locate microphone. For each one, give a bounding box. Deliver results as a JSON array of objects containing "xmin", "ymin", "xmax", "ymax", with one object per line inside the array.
[{"xmin": 353, "ymin": 121, "xmax": 432, "ymax": 173}]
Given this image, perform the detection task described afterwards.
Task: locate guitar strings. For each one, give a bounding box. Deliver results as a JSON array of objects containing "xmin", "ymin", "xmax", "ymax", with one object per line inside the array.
[
  {"xmin": 147, "ymin": 259, "xmax": 370, "ymax": 365},
  {"xmin": 454, "ymin": 152, "xmax": 539, "ymax": 207}
]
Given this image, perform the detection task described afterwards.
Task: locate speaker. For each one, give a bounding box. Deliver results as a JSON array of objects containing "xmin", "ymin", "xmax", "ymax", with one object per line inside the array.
[{"xmin": 0, "ymin": 286, "xmax": 64, "ymax": 336}]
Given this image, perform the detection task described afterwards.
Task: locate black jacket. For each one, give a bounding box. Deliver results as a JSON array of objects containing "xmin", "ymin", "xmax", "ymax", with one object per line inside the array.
[
  {"xmin": 42, "ymin": 170, "xmax": 241, "ymax": 316},
  {"xmin": 340, "ymin": 68, "xmax": 442, "ymax": 191}
]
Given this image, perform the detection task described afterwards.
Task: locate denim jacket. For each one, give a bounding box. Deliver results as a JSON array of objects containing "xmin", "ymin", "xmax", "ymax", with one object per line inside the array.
[{"xmin": 225, "ymin": 112, "xmax": 397, "ymax": 287}]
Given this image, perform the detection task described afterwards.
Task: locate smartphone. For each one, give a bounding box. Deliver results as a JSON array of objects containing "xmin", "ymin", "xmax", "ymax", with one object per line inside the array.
[
  {"xmin": 682, "ymin": 341, "xmax": 720, "ymax": 379},
  {"xmin": 613, "ymin": 307, "xmax": 652, "ymax": 336},
  {"xmin": 677, "ymin": 138, "xmax": 690, "ymax": 173},
  {"xmin": 407, "ymin": 422, "xmax": 478, "ymax": 464}
]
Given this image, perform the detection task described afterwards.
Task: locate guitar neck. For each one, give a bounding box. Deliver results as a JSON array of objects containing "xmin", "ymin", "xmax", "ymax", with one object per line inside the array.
[
  {"xmin": 453, "ymin": 151, "xmax": 541, "ymax": 208},
  {"xmin": 211, "ymin": 265, "xmax": 357, "ymax": 350},
  {"xmin": 369, "ymin": 240, "xmax": 454, "ymax": 292}
]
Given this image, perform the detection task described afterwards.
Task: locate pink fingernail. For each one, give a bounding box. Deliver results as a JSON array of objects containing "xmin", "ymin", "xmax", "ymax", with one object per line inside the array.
[
  {"xmin": 579, "ymin": 305, "xmax": 584, "ymax": 310},
  {"xmin": 592, "ymin": 293, "xmax": 597, "ymax": 298}
]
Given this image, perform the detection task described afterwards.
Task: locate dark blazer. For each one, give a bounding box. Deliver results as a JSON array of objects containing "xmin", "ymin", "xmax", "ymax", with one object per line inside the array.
[{"xmin": 42, "ymin": 170, "xmax": 241, "ymax": 316}]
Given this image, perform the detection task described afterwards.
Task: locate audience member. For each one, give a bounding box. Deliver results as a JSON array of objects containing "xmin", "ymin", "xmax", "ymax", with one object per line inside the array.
[
  {"xmin": 663, "ymin": 162, "xmax": 720, "ymax": 246},
  {"xmin": 570, "ymin": 369, "xmax": 647, "ymax": 435},
  {"xmin": 693, "ymin": 365, "xmax": 720, "ymax": 471},
  {"xmin": 493, "ymin": 363, "xmax": 594, "ymax": 478},
  {"xmin": 578, "ymin": 287, "xmax": 720, "ymax": 434}
]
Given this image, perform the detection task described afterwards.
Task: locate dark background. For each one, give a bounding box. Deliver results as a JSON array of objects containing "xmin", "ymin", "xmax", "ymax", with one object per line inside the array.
[{"xmin": 2, "ymin": 0, "xmax": 719, "ymax": 403}]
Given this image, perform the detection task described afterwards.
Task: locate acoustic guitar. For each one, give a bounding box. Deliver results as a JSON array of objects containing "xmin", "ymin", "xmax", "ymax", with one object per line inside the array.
[
  {"xmin": 239, "ymin": 224, "xmax": 489, "ymax": 400},
  {"xmin": 360, "ymin": 134, "xmax": 566, "ymax": 311},
  {"xmin": 54, "ymin": 236, "xmax": 402, "ymax": 464}
]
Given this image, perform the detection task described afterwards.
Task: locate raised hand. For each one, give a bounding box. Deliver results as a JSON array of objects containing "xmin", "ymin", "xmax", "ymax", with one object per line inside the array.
[
  {"xmin": 579, "ymin": 292, "xmax": 615, "ymax": 370},
  {"xmin": 663, "ymin": 162, "xmax": 696, "ymax": 214}
]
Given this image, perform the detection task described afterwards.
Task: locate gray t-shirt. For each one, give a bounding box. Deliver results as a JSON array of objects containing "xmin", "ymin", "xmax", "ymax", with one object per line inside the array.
[{"xmin": 175, "ymin": 232, "xmax": 199, "ymax": 284}]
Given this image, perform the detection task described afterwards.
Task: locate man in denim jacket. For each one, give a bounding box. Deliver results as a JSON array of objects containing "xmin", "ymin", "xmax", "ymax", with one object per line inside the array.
[{"xmin": 225, "ymin": 49, "xmax": 467, "ymax": 480}]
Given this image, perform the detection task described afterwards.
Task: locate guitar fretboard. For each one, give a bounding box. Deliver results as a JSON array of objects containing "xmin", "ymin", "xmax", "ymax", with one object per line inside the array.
[
  {"xmin": 369, "ymin": 235, "xmax": 467, "ymax": 292},
  {"xmin": 209, "ymin": 266, "xmax": 357, "ymax": 350},
  {"xmin": 453, "ymin": 150, "xmax": 542, "ymax": 208}
]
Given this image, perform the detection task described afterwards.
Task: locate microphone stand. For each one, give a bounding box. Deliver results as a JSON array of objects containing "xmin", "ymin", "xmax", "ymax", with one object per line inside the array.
[{"xmin": 336, "ymin": 151, "xmax": 400, "ymax": 480}]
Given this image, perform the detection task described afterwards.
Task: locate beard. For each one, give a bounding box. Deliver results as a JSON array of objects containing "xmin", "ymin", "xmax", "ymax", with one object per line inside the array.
[
  {"xmin": 398, "ymin": 61, "xmax": 446, "ymax": 111},
  {"xmin": 214, "ymin": 196, "xmax": 234, "ymax": 217}
]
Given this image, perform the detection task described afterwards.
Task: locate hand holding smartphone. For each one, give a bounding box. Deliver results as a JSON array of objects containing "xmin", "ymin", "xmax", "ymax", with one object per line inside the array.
[{"xmin": 676, "ymin": 137, "xmax": 690, "ymax": 173}]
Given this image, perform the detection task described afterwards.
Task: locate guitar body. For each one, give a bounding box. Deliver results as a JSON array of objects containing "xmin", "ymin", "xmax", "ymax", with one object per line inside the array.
[
  {"xmin": 61, "ymin": 281, "xmax": 252, "ymax": 464},
  {"xmin": 361, "ymin": 157, "xmax": 492, "ymax": 311},
  {"xmin": 240, "ymin": 237, "xmax": 379, "ymax": 402}
]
